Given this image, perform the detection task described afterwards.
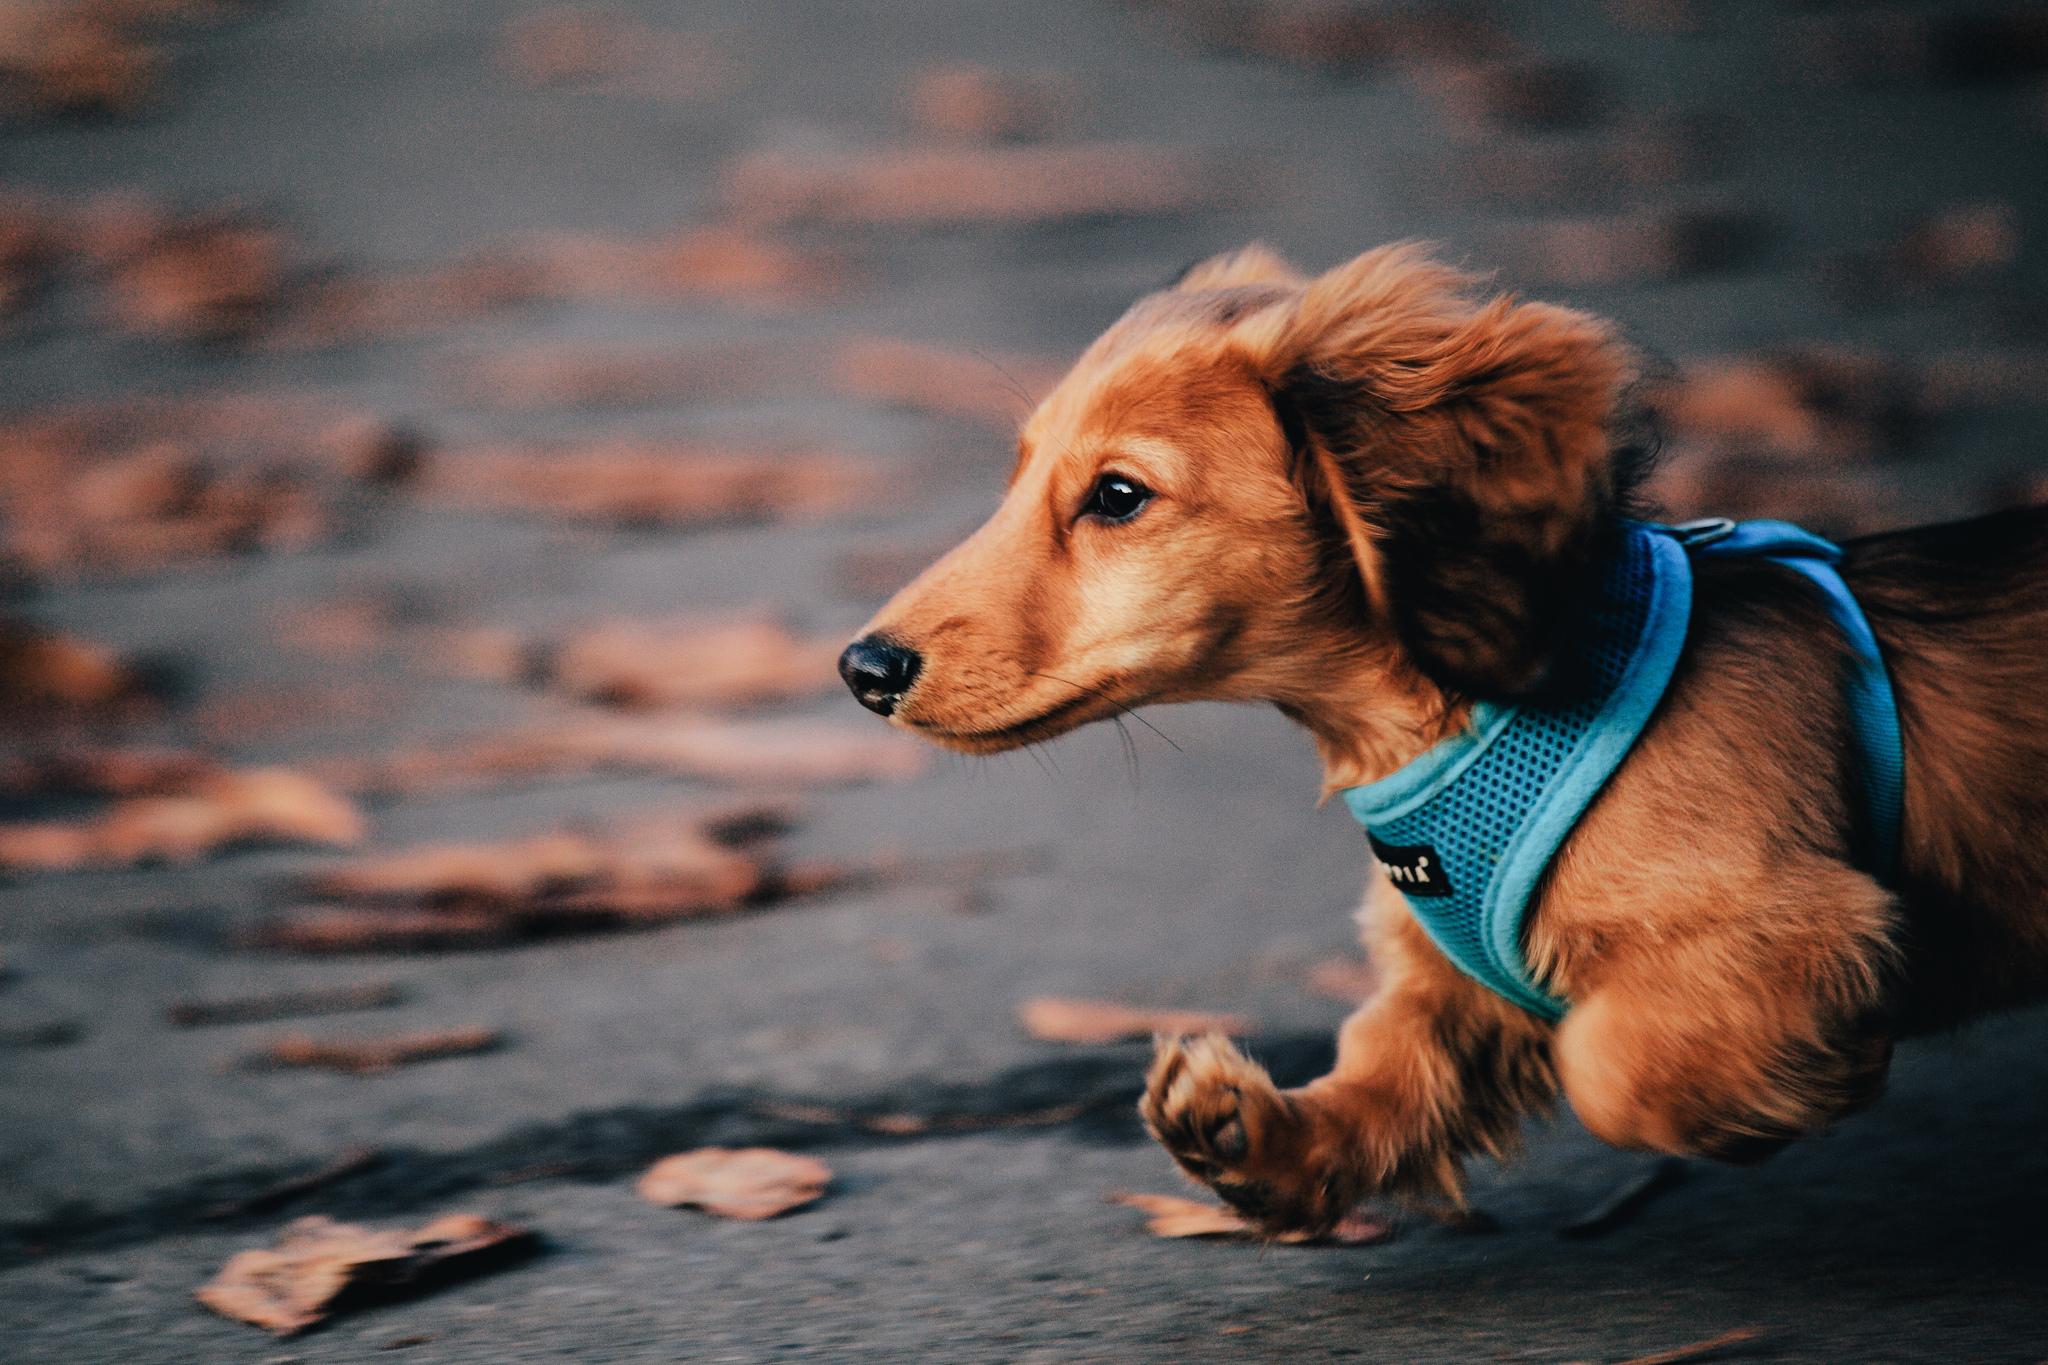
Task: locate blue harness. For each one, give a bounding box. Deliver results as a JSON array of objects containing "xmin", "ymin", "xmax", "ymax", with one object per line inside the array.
[{"xmin": 1339, "ymin": 519, "xmax": 1904, "ymax": 1021}]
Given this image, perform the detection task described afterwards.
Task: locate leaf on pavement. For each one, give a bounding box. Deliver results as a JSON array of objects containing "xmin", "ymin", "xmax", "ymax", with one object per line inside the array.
[
  {"xmin": 1018, "ymin": 996, "xmax": 1253, "ymax": 1045},
  {"xmin": 0, "ymin": 768, "xmax": 365, "ymax": 871},
  {"xmin": 1108, "ymin": 1192, "xmax": 1394, "ymax": 1246},
  {"xmin": 637, "ymin": 1147, "xmax": 833, "ymax": 1220},
  {"xmin": 194, "ymin": 1213, "xmax": 539, "ymax": 1336}
]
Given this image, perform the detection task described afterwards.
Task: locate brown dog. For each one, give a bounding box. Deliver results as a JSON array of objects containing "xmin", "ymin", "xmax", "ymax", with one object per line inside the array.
[{"xmin": 838, "ymin": 242, "xmax": 2048, "ymax": 1236}]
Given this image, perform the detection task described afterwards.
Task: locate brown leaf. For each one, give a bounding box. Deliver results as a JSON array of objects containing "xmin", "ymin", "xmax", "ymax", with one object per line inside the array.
[
  {"xmin": 1488, "ymin": 208, "xmax": 1773, "ymax": 287},
  {"xmin": 251, "ymin": 1026, "xmax": 501, "ymax": 1075},
  {"xmin": 431, "ymin": 442, "xmax": 874, "ymax": 530},
  {"xmin": 437, "ymin": 341, "xmax": 777, "ymax": 409},
  {"xmin": 1018, "ymin": 996, "xmax": 1253, "ymax": 1045},
  {"xmin": 720, "ymin": 141, "xmax": 1263, "ymax": 230},
  {"xmin": 0, "ymin": 393, "xmax": 384, "ymax": 581},
  {"xmin": 540, "ymin": 617, "xmax": 844, "ymax": 710},
  {"xmin": 907, "ymin": 63, "xmax": 1059, "ymax": 142},
  {"xmin": 637, "ymin": 1148, "xmax": 832, "ymax": 1220},
  {"xmin": 0, "ymin": 768, "xmax": 364, "ymax": 871},
  {"xmin": 493, "ymin": 9, "xmax": 742, "ymax": 101},
  {"xmin": 1107, "ymin": 1193, "xmax": 1394, "ymax": 1245},
  {"xmin": 0, "ymin": 619, "xmax": 155, "ymax": 721},
  {"xmin": 1108, "ymin": 1192, "xmax": 1248, "ymax": 1239},
  {"xmin": 194, "ymin": 1212, "xmax": 539, "ymax": 1335}
]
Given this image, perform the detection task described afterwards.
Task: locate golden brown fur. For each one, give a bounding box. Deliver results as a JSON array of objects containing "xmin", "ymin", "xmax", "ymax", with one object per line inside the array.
[{"xmin": 846, "ymin": 242, "xmax": 2048, "ymax": 1235}]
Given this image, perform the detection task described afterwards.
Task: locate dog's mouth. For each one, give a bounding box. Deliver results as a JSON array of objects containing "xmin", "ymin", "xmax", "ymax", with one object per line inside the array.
[{"xmin": 909, "ymin": 687, "xmax": 1112, "ymax": 751}]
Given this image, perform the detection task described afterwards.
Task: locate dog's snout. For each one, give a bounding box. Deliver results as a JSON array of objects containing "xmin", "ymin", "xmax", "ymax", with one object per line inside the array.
[{"xmin": 839, "ymin": 635, "xmax": 923, "ymax": 716}]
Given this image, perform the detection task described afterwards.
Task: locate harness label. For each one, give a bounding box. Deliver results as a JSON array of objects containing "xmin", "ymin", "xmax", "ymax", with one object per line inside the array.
[{"xmin": 1367, "ymin": 834, "xmax": 1453, "ymax": 898}]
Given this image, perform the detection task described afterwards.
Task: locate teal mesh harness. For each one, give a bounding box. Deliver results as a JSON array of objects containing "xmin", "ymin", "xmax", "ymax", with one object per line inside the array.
[{"xmin": 1339, "ymin": 519, "xmax": 1904, "ymax": 1021}]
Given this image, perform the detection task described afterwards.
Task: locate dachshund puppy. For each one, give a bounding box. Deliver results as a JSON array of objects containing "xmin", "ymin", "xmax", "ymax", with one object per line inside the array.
[{"xmin": 839, "ymin": 242, "xmax": 2048, "ymax": 1235}]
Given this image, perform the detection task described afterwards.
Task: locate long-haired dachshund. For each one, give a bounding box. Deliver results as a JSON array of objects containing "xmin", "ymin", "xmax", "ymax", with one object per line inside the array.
[{"xmin": 837, "ymin": 242, "xmax": 2048, "ymax": 1236}]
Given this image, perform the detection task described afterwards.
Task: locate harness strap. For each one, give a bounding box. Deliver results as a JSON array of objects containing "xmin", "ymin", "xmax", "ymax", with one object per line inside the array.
[{"xmin": 1677, "ymin": 519, "xmax": 1904, "ymax": 880}]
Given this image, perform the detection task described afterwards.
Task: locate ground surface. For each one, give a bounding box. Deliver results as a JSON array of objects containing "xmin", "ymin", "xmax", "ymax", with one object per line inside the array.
[{"xmin": 2, "ymin": 1, "xmax": 2046, "ymax": 1361}]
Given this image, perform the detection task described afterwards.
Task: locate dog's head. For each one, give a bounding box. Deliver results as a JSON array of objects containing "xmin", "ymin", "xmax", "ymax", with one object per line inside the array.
[{"xmin": 841, "ymin": 242, "xmax": 1638, "ymax": 782}]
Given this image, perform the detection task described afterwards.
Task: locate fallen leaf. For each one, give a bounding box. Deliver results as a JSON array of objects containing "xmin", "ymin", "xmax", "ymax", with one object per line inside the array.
[
  {"xmin": 1488, "ymin": 208, "xmax": 1773, "ymax": 287},
  {"xmin": 0, "ymin": 745, "xmax": 218, "ymax": 797},
  {"xmin": 194, "ymin": 1212, "xmax": 538, "ymax": 1336},
  {"xmin": 431, "ymin": 442, "xmax": 874, "ymax": 530},
  {"xmin": 437, "ymin": 341, "xmax": 776, "ymax": 409},
  {"xmin": 1126, "ymin": 0, "xmax": 1509, "ymax": 74},
  {"xmin": 720, "ymin": 140, "xmax": 1262, "ymax": 229},
  {"xmin": 493, "ymin": 8, "xmax": 742, "ymax": 102},
  {"xmin": 0, "ymin": 768, "xmax": 364, "ymax": 871},
  {"xmin": 637, "ymin": 1148, "xmax": 832, "ymax": 1219},
  {"xmin": 1107, "ymin": 1193, "xmax": 1393, "ymax": 1245},
  {"xmin": 1018, "ymin": 996, "xmax": 1253, "ymax": 1044},
  {"xmin": 907, "ymin": 63, "xmax": 1059, "ymax": 142},
  {"xmin": 0, "ymin": 393, "xmax": 391, "ymax": 581},
  {"xmin": 0, "ymin": 619, "xmax": 154, "ymax": 720},
  {"xmin": 1109, "ymin": 1192, "xmax": 1246, "ymax": 1239},
  {"xmin": 325, "ymin": 716, "xmax": 927, "ymax": 800},
  {"xmin": 251, "ymin": 1026, "xmax": 501, "ymax": 1075},
  {"xmin": 542, "ymin": 615, "xmax": 842, "ymax": 709}
]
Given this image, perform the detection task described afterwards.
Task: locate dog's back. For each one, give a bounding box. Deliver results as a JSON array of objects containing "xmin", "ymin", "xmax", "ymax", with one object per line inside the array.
[{"xmin": 1844, "ymin": 504, "xmax": 2048, "ymax": 1029}]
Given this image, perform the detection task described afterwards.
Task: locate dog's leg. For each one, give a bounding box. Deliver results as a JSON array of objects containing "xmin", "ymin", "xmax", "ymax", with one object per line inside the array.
[
  {"xmin": 1552, "ymin": 868, "xmax": 1899, "ymax": 1162},
  {"xmin": 1141, "ymin": 889, "xmax": 1556, "ymax": 1237}
]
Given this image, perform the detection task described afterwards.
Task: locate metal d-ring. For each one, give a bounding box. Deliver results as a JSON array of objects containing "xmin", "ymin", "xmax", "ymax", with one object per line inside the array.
[{"xmin": 1668, "ymin": 517, "xmax": 1736, "ymax": 549}]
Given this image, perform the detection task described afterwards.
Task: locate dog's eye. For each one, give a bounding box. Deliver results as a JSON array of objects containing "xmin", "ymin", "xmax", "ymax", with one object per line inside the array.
[{"xmin": 1084, "ymin": 473, "xmax": 1151, "ymax": 523}]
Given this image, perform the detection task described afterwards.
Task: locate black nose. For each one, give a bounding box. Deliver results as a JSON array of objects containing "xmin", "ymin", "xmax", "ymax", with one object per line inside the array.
[{"xmin": 838, "ymin": 635, "xmax": 922, "ymax": 717}]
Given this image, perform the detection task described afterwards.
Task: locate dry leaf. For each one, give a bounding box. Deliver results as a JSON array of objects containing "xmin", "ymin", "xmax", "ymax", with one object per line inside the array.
[
  {"xmin": 252, "ymin": 1026, "xmax": 501, "ymax": 1075},
  {"xmin": 540, "ymin": 616, "xmax": 843, "ymax": 709},
  {"xmin": 0, "ymin": 768, "xmax": 364, "ymax": 871},
  {"xmin": 1489, "ymin": 208, "xmax": 1773, "ymax": 287},
  {"xmin": 0, "ymin": 745, "xmax": 218, "ymax": 797},
  {"xmin": 437, "ymin": 341, "xmax": 776, "ymax": 409},
  {"xmin": 0, "ymin": 619, "xmax": 152, "ymax": 720},
  {"xmin": 721, "ymin": 140, "xmax": 1261, "ymax": 229},
  {"xmin": 493, "ymin": 8, "xmax": 742, "ymax": 101},
  {"xmin": 431, "ymin": 442, "xmax": 872, "ymax": 530},
  {"xmin": 1108, "ymin": 1193, "xmax": 1393, "ymax": 1245},
  {"xmin": 1128, "ymin": 0, "xmax": 1509, "ymax": 74},
  {"xmin": 907, "ymin": 63, "xmax": 1058, "ymax": 142},
  {"xmin": 1018, "ymin": 996, "xmax": 1253, "ymax": 1045},
  {"xmin": 0, "ymin": 394, "xmax": 388, "ymax": 581},
  {"xmin": 194, "ymin": 1212, "xmax": 538, "ymax": 1335},
  {"xmin": 324, "ymin": 715, "xmax": 927, "ymax": 800},
  {"xmin": 637, "ymin": 1147, "xmax": 832, "ymax": 1219},
  {"xmin": 1109, "ymin": 1192, "xmax": 1248, "ymax": 1239}
]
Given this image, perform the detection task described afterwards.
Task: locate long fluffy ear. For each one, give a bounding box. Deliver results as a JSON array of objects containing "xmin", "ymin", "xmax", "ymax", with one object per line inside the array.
[
  {"xmin": 1171, "ymin": 242, "xmax": 1305, "ymax": 293},
  {"xmin": 1257, "ymin": 243, "xmax": 1634, "ymax": 698}
]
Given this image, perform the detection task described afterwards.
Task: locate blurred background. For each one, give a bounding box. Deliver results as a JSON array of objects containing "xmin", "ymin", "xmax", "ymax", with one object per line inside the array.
[{"xmin": 1, "ymin": 2, "xmax": 2046, "ymax": 1362}]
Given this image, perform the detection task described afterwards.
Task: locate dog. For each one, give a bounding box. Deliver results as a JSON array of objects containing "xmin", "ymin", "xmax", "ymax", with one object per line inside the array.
[{"xmin": 837, "ymin": 242, "xmax": 2048, "ymax": 1236}]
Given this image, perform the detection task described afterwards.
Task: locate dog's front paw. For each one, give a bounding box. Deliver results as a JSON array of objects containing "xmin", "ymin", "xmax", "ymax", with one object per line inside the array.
[{"xmin": 1140, "ymin": 1032, "xmax": 1361, "ymax": 1238}]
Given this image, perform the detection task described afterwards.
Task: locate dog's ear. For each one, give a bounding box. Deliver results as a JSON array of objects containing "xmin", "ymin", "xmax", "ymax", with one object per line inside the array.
[
  {"xmin": 1255, "ymin": 244, "xmax": 1633, "ymax": 699},
  {"xmin": 1171, "ymin": 242, "xmax": 1304, "ymax": 293}
]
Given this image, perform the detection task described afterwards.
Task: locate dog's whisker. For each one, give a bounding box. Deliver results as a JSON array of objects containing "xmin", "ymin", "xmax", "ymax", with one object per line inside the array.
[{"xmin": 1027, "ymin": 670, "xmax": 1183, "ymax": 752}]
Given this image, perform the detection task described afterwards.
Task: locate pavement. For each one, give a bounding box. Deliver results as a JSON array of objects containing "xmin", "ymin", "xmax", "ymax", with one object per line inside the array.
[{"xmin": 2, "ymin": 1, "xmax": 2047, "ymax": 1361}]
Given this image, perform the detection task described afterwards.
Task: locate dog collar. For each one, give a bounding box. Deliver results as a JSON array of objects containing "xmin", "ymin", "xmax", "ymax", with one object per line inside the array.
[{"xmin": 1339, "ymin": 519, "xmax": 1903, "ymax": 1021}]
